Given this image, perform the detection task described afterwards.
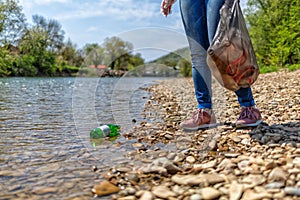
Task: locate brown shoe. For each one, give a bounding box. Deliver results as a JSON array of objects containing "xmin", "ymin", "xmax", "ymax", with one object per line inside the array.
[
  {"xmin": 180, "ymin": 109, "xmax": 217, "ymax": 131},
  {"xmin": 236, "ymin": 107, "xmax": 262, "ymax": 128}
]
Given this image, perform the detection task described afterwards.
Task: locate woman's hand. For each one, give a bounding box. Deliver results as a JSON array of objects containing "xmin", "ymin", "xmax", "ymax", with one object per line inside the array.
[{"xmin": 161, "ymin": 0, "xmax": 176, "ymax": 16}]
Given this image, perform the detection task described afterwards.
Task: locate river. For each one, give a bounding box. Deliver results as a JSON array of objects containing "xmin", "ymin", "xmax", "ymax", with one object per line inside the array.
[{"xmin": 0, "ymin": 76, "xmax": 167, "ymax": 200}]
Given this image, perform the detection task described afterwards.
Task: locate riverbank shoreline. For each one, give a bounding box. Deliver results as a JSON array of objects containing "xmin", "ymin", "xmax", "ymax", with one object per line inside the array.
[{"xmin": 92, "ymin": 69, "xmax": 300, "ymax": 200}]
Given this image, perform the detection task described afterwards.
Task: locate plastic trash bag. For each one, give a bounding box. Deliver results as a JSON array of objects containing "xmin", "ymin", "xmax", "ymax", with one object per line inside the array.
[{"xmin": 207, "ymin": 0, "xmax": 259, "ymax": 91}]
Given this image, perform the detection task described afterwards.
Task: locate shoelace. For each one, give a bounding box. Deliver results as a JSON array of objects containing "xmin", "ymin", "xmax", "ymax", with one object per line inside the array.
[
  {"xmin": 192, "ymin": 109, "xmax": 205, "ymax": 123},
  {"xmin": 239, "ymin": 107, "xmax": 257, "ymax": 120}
]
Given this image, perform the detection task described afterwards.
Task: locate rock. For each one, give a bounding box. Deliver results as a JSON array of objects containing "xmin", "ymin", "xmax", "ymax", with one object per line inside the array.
[
  {"xmin": 229, "ymin": 181, "xmax": 243, "ymax": 200},
  {"xmin": 201, "ymin": 187, "xmax": 222, "ymax": 200},
  {"xmin": 140, "ymin": 191, "xmax": 154, "ymax": 200},
  {"xmin": 190, "ymin": 194, "xmax": 202, "ymax": 200},
  {"xmin": 242, "ymin": 174, "xmax": 266, "ymax": 188},
  {"xmin": 201, "ymin": 160, "xmax": 217, "ymax": 169},
  {"xmin": 224, "ymin": 153, "xmax": 240, "ymax": 158},
  {"xmin": 32, "ymin": 187, "xmax": 58, "ymax": 195},
  {"xmin": 265, "ymin": 161, "xmax": 277, "ymax": 170},
  {"xmin": 265, "ymin": 182, "xmax": 285, "ymax": 189},
  {"xmin": 150, "ymin": 157, "xmax": 182, "ymax": 175},
  {"xmin": 171, "ymin": 174, "xmax": 204, "ymax": 186},
  {"xmin": 186, "ymin": 156, "xmax": 196, "ymax": 164},
  {"xmin": 237, "ymin": 160, "xmax": 250, "ymax": 171},
  {"xmin": 91, "ymin": 180, "xmax": 120, "ymax": 196},
  {"xmin": 152, "ymin": 185, "xmax": 176, "ymax": 199},
  {"xmin": 171, "ymin": 174, "xmax": 225, "ymax": 186},
  {"xmin": 218, "ymin": 159, "xmax": 236, "ymax": 170},
  {"xmin": 125, "ymin": 187, "xmax": 136, "ymax": 195},
  {"xmin": 117, "ymin": 196, "xmax": 136, "ymax": 200},
  {"xmin": 241, "ymin": 189, "xmax": 272, "ymax": 200},
  {"xmin": 268, "ymin": 167, "xmax": 287, "ymax": 182},
  {"xmin": 284, "ymin": 187, "xmax": 300, "ymax": 196}
]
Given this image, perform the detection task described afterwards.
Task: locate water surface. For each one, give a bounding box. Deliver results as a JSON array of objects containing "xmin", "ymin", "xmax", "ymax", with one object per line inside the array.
[{"xmin": 0, "ymin": 77, "xmax": 165, "ymax": 199}]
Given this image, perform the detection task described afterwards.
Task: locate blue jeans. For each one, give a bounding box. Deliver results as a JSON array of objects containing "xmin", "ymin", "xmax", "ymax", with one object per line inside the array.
[{"xmin": 179, "ymin": 0, "xmax": 255, "ymax": 109}]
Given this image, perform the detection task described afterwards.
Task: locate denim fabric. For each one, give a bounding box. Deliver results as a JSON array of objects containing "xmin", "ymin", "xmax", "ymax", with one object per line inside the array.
[{"xmin": 179, "ymin": 0, "xmax": 255, "ymax": 108}]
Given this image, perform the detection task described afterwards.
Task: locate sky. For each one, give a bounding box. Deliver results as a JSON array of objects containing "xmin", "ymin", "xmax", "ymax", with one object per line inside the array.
[
  {"xmin": 19, "ymin": 0, "xmax": 188, "ymax": 62},
  {"xmin": 18, "ymin": 0, "xmax": 247, "ymax": 62}
]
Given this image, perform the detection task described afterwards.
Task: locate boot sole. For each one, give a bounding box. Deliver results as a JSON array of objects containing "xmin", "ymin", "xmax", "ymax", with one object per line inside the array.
[
  {"xmin": 236, "ymin": 119, "xmax": 263, "ymax": 128},
  {"xmin": 180, "ymin": 123, "xmax": 218, "ymax": 131}
]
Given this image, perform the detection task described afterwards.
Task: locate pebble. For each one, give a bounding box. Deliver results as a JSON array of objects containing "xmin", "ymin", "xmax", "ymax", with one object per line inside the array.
[
  {"xmin": 229, "ymin": 181, "xmax": 243, "ymax": 200},
  {"xmin": 152, "ymin": 185, "xmax": 176, "ymax": 199},
  {"xmin": 186, "ymin": 156, "xmax": 196, "ymax": 164},
  {"xmin": 91, "ymin": 180, "xmax": 120, "ymax": 196},
  {"xmin": 268, "ymin": 167, "xmax": 287, "ymax": 182},
  {"xmin": 140, "ymin": 191, "xmax": 154, "ymax": 200},
  {"xmin": 284, "ymin": 187, "xmax": 300, "ymax": 196},
  {"xmin": 201, "ymin": 187, "xmax": 221, "ymax": 200}
]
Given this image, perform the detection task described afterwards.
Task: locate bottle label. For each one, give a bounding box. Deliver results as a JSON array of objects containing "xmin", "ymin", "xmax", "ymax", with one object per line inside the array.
[{"xmin": 99, "ymin": 125, "xmax": 111, "ymax": 137}]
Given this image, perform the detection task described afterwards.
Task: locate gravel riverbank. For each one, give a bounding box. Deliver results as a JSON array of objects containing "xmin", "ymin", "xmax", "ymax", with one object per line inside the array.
[{"xmin": 92, "ymin": 69, "xmax": 300, "ymax": 200}]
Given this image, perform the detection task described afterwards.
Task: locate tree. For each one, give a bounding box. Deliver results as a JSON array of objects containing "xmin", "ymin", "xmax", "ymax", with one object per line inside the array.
[
  {"xmin": 0, "ymin": 0, "xmax": 26, "ymax": 46},
  {"xmin": 18, "ymin": 25, "xmax": 56, "ymax": 76},
  {"xmin": 0, "ymin": 47, "xmax": 13, "ymax": 76},
  {"xmin": 102, "ymin": 36, "xmax": 133, "ymax": 70},
  {"xmin": 60, "ymin": 38, "xmax": 83, "ymax": 67},
  {"xmin": 31, "ymin": 15, "xmax": 65, "ymax": 53},
  {"xmin": 245, "ymin": 0, "xmax": 300, "ymax": 69},
  {"xmin": 178, "ymin": 58, "xmax": 192, "ymax": 77}
]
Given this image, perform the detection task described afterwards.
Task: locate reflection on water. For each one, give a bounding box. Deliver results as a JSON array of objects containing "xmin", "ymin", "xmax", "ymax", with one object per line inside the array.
[{"xmin": 0, "ymin": 77, "xmax": 164, "ymax": 199}]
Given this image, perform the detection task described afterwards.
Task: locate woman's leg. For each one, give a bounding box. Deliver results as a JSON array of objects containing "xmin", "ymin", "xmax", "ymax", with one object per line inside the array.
[
  {"xmin": 179, "ymin": 0, "xmax": 212, "ymax": 109},
  {"xmin": 235, "ymin": 87, "xmax": 255, "ymax": 107}
]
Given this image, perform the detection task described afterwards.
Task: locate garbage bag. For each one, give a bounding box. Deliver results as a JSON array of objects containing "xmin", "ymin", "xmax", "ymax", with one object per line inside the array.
[{"xmin": 207, "ymin": 0, "xmax": 259, "ymax": 91}]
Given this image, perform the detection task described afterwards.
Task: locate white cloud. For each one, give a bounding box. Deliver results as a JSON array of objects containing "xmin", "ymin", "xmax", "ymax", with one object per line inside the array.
[{"xmin": 54, "ymin": 0, "xmax": 159, "ymax": 21}]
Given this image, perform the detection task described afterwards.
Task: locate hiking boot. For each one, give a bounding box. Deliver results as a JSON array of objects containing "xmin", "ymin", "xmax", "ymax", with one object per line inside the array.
[
  {"xmin": 236, "ymin": 106, "xmax": 262, "ymax": 127},
  {"xmin": 180, "ymin": 109, "xmax": 217, "ymax": 131}
]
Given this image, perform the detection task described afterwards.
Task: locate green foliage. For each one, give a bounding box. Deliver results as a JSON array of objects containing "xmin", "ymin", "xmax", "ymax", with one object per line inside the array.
[
  {"xmin": 15, "ymin": 55, "xmax": 38, "ymax": 76},
  {"xmin": 0, "ymin": 47, "xmax": 12, "ymax": 76},
  {"xmin": 0, "ymin": 0, "xmax": 26, "ymax": 46},
  {"xmin": 82, "ymin": 37, "xmax": 144, "ymax": 72},
  {"xmin": 286, "ymin": 64, "xmax": 300, "ymax": 72},
  {"xmin": 151, "ymin": 47, "xmax": 191, "ymax": 77},
  {"xmin": 259, "ymin": 65, "xmax": 279, "ymax": 74},
  {"xmin": 178, "ymin": 58, "xmax": 192, "ymax": 77},
  {"xmin": 102, "ymin": 36, "xmax": 134, "ymax": 70},
  {"xmin": 245, "ymin": 0, "xmax": 300, "ymax": 69}
]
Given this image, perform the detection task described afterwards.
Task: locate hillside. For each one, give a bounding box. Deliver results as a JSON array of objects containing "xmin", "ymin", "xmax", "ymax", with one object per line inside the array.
[{"xmin": 149, "ymin": 47, "xmax": 191, "ymax": 67}]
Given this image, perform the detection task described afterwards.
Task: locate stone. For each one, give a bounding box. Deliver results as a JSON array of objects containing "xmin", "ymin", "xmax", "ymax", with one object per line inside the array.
[
  {"xmin": 284, "ymin": 187, "xmax": 300, "ymax": 196},
  {"xmin": 32, "ymin": 187, "xmax": 58, "ymax": 195},
  {"xmin": 118, "ymin": 196, "xmax": 136, "ymax": 200},
  {"xmin": 242, "ymin": 174, "xmax": 266, "ymax": 188},
  {"xmin": 201, "ymin": 160, "xmax": 217, "ymax": 169},
  {"xmin": 171, "ymin": 174, "xmax": 225, "ymax": 186},
  {"xmin": 186, "ymin": 156, "xmax": 196, "ymax": 164},
  {"xmin": 218, "ymin": 159, "xmax": 236, "ymax": 170},
  {"xmin": 91, "ymin": 180, "xmax": 120, "ymax": 196},
  {"xmin": 151, "ymin": 157, "xmax": 182, "ymax": 175},
  {"xmin": 229, "ymin": 181, "xmax": 243, "ymax": 200},
  {"xmin": 140, "ymin": 191, "xmax": 154, "ymax": 200},
  {"xmin": 152, "ymin": 185, "xmax": 176, "ymax": 199},
  {"xmin": 190, "ymin": 194, "xmax": 202, "ymax": 200},
  {"xmin": 265, "ymin": 182, "xmax": 285, "ymax": 189},
  {"xmin": 268, "ymin": 167, "xmax": 287, "ymax": 182},
  {"xmin": 201, "ymin": 187, "xmax": 222, "ymax": 200},
  {"xmin": 241, "ymin": 189, "xmax": 272, "ymax": 200}
]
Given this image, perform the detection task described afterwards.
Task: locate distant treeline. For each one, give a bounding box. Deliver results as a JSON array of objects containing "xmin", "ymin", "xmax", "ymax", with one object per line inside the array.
[{"xmin": 0, "ymin": 0, "xmax": 144, "ymax": 77}]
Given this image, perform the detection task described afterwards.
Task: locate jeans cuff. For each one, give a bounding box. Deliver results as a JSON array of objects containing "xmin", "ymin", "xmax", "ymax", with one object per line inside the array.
[
  {"xmin": 239, "ymin": 100, "xmax": 255, "ymax": 107},
  {"xmin": 198, "ymin": 103, "xmax": 212, "ymax": 109}
]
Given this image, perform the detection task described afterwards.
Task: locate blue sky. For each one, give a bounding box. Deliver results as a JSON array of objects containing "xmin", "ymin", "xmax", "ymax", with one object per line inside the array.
[{"xmin": 19, "ymin": 0, "xmax": 188, "ymax": 61}]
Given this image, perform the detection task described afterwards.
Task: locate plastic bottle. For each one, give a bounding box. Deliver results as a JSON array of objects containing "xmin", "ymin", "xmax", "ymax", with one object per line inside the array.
[{"xmin": 90, "ymin": 124, "xmax": 121, "ymax": 139}]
